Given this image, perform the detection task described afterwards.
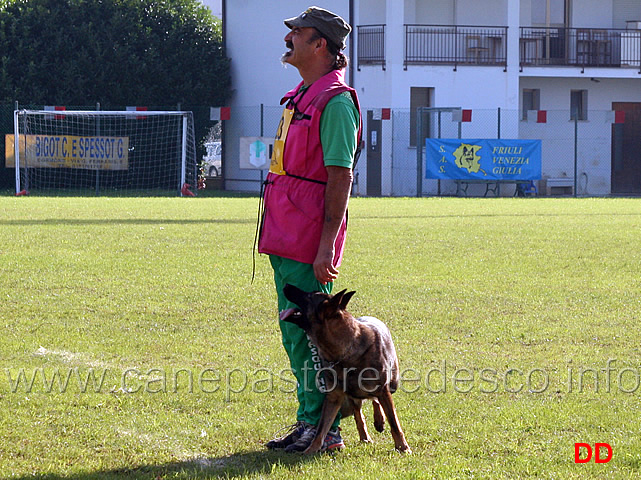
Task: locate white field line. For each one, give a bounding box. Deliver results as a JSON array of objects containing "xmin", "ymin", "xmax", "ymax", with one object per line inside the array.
[
  {"xmin": 34, "ymin": 347, "xmax": 210, "ymax": 463},
  {"xmin": 116, "ymin": 427, "xmax": 211, "ymax": 464},
  {"xmin": 32, "ymin": 346, "xmax": 159, "ymax": 389},
  {"xmin": 34, "ymin": 346, "xmax": 111, "ymax": 370}
]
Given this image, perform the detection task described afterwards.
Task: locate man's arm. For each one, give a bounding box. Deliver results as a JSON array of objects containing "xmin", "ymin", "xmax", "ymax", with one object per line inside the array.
[{"xmin": 313, "ymin": 165, "xmax": 353, "ymax": 284}]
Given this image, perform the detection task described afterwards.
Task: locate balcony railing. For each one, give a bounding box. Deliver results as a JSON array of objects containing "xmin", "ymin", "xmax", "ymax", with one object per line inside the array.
[
  {"xmin": 520, "ymin": 27, "xmax": 641, "ymax": 72},
  {"xmin": 357, "ymin": 24, "xmax": 386, "ymax": 70},
  {"xmin": 357, "ymin": 24, "xmax": 641, "ymax": 73},
  {"xmin": 403, "ymin": 25, "xmax": 508, "ymax": 70}
]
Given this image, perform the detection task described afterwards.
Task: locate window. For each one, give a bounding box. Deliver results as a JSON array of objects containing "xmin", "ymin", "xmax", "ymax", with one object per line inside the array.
[
  {"xmin": 570, "ymin": 90, "xmax": 588, "ymax": 120},
  {"xmin": 410, "ymin": 87, "xmax": 433, "ymax": 147},
  {"xmin": 531, "ymin": 0, "xmax": 567, "ymax": 26},
  {"xmin": 522, "ymin": 89, "xmax": 540, "ymax": 120},
  {"xmin": 531, "ymin": 0, "xmax": 566, "ymax": 26}
]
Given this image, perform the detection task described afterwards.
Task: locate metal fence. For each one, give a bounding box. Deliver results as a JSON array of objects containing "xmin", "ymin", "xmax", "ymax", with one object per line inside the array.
[
  {"xmin": 403, "ymin": 25, "xmax": 508, "ymax": 70},
  {"xmin": 2, "ymin": 103, "xmax": 637, "ymax": 197},
  {"xmin": 520, "ymin": 27, "xmax": 641, "ymax": 72},
  {"xmin": 357, "ymin": 25, "xmax": 386, "ymax": 70},
  {"xmin": 357, "ymin": 24, "xmax": 641, "ymax": 74},
  {"xmin": 224, "ymin": 105, "xmax": 638, "ymax": 198}
]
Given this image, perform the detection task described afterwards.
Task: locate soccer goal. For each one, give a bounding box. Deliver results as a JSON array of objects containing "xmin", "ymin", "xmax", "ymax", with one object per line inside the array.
[{"xmin": 10, "ymin": 109, "xmax": 198, "ymax": 196}]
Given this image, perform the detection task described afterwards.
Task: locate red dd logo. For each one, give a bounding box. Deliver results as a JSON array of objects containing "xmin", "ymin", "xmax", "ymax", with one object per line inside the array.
[{"xmin": 575, "ymin": 443, "xmax": 613, "ymax": 463}]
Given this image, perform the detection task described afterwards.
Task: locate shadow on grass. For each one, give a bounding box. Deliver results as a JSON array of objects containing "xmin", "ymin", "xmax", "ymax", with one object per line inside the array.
[
  {"xmin": 4, "ymin": 210, "xmax": 641, "ymax": 227},
  {"xmin": 12, "ymin": 449, "xmax": 317, "ymax": 479},
  {"xmin": 0, "ymin": 218, "xmax": 255, "ymax": 226},
  {"xmin": 1, "ymin": 189, "xmax": 259, "ymax": 199}
]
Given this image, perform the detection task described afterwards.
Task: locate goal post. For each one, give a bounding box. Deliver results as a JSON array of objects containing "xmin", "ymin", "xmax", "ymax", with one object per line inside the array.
[
  {"xmin": 11, "ymin": 109, "xmax": 197, "ymax": 196},
  {"xmin": 13, "ymin": 109, "xmax": 20, "ymax": 195}
]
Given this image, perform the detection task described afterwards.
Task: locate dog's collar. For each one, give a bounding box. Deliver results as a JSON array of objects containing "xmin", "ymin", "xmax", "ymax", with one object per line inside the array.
[{"xmin": 324, "ymin": 336, "xmax": 358, "ymax": 369}]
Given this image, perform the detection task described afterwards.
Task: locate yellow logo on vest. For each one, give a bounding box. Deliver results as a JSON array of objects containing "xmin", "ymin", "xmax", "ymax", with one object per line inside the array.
[{"xmin": 270, "ymin": 108, "xmax": 294, "ymax": 175}]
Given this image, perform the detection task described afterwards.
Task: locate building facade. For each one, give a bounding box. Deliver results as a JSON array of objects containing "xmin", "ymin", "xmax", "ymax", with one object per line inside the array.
[{"xmin": 222, "ymin": 0, "xmax": 641, "ymax": 196}]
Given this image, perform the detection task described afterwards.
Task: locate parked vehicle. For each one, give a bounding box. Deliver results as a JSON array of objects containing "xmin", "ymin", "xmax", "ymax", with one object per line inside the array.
[{"xmin": 203, "ymin": 141, "xmax": 222, "ymax": 177}]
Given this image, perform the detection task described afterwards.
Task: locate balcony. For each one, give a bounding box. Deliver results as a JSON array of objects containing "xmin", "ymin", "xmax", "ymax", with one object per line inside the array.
[
  {"xmin": 357, "ymin": 24, "xmax": 385, "ymax": 70},
  {"xmin": 403, "ymin": 25, "xmax": 508, "ymax": 70},
  {"xmin": 356, "ymin": 24, "xmax": 641, "ymax": 73},
  {"xmin": 520, "ymin": 27, "xmax": 641, "ymax": 73}
]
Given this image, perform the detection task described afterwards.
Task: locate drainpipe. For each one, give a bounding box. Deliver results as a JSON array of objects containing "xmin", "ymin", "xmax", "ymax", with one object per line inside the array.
[{"xmin": 349, "ymin": 0, "xmax": 355, "ymax": 87}]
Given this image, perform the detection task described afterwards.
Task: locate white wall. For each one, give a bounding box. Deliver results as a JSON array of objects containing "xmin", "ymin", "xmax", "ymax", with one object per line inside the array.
[
  {"xmin": 408, "ymin": 0, "xmax": 507, "ymax": 25},
  {"xmin": 520, "ymin": 76, "xmax": 640, "ymax": 111},
  {"xmin": 613, "ymin": 0, "xmax": 641, "ymax": 29},
  {"xmin": 518, "ymin": 77, "xmax": 640, "ymax": 195},
  {"xmin": 414, "ymin": 0, "xmax": 452, "ymax": 24},
  {"xmin": 356, "ymin": 68, "xmax": 518, "ymax": 109},
  {"xmin": 224, "ymin": 1, "xmax": 351, "ymax": 190},
  {"xmin": 359, "ymin": 0, "xmax": 386, "ymax": 24},
  {"xmin": 572, "ymin": 0, "xmax": 614, "ymax": 28},
  {"xmin": 456, "ymin": 0, "xmax": 506, "ymax": 25}
]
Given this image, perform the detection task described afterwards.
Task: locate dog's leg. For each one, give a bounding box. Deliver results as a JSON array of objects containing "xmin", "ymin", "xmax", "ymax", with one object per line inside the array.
[
  {"xmin": 372, "ymin": 399, "xmax": 385, "ymax": 433},
  {"xmin": 377, "ymin": 389, "xmax": 411, "ymax": 453},
  {"xmin": 305, "ymin": 391, "xmax": 344, "ymax": 454},
  {"xmin": 351, "ymin": 399, "xmax": 372, "ymax": 443}
]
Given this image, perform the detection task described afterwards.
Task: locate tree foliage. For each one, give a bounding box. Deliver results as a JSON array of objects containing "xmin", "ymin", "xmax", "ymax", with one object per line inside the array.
[{"xmin": 0, "ymin": 0, "xmax": 230, "ymax": 106}]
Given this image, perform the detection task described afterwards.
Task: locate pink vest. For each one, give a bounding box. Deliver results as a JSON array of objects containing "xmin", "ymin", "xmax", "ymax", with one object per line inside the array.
[{"xmin": 258, "ymin": 69, "xmax": 361, "ymax": 265}]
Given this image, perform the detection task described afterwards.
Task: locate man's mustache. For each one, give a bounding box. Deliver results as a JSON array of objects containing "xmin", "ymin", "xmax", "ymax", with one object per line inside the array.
[{"xmin": 281, "ymin": 41, "xmax": 294, "ymax": 64}]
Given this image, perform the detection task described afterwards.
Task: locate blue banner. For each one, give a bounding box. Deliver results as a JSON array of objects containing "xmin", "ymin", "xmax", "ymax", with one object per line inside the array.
[{"xmin": 425, "ymin": 139, "xmax": 542, "ymax": 180}]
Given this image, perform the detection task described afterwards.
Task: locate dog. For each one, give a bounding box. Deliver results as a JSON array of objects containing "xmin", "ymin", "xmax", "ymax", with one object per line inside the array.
[{"xmin": 280, "ymin": 284, "xmax": 411, "ymax": 454}]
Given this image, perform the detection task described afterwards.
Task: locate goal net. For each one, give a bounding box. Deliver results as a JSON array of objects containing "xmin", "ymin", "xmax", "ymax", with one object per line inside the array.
[{"xmin": 10, "ymin": 110, "xmax": 198, "ymax": 196}]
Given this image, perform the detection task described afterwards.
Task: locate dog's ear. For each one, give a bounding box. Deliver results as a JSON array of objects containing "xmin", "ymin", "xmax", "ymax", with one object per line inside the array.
[
  {"xmin": 328, "ymin": 289, "xmax": 355, "ymax": 311},
  {"xmin": 328, "ymin": 289, "xmax": 347, "ymax": 311},
  {"xmin": 339, "ymin": 290, "xmax": 356, "ymax": 310}
]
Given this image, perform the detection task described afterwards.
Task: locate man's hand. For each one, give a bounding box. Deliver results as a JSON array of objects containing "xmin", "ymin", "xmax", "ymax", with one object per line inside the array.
[
  {"xmin": 314, "ymin": 166, "xmax": 352, "ymax": 284},
  {"xmin": 313, "ymin": 244, "xmax": 338, "ymax": 285}
]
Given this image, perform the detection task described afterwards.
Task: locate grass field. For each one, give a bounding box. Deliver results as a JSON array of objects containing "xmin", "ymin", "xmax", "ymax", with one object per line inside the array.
[{"xmin": 1, "ymin": 195, "xmax": 640, "ymax": 479}]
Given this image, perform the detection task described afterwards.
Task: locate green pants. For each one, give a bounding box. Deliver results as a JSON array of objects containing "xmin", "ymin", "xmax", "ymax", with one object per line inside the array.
[{"xmin": 270, "ymin": 255, "xmax": 340, "ymax": 429}]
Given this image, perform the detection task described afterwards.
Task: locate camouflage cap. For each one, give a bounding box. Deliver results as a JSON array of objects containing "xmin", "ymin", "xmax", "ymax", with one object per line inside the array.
[{"xmin": 284, "ymin": 6, "xmax": 352, "ymax": 50}]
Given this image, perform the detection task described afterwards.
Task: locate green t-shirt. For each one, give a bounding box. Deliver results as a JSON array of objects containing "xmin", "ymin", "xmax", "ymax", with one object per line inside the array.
[{"xmin": 320, "ymin": 91, "xmax": 359, "ymax": 169}]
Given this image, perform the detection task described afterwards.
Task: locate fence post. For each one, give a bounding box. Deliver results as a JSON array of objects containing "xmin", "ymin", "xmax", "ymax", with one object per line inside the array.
[
  {"xmin": 574, "ymin": 116, "xmax": 578, "ymax": 197},
  {"xmin": 416, "ymin": 107, "xmax": 423, "ymax": 197}
]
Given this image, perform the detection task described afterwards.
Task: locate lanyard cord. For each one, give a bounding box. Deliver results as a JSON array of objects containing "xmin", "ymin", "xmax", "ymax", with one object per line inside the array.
[{"xmin": 251, "ymin": 177, "xmax": 272, "ymax": 284}]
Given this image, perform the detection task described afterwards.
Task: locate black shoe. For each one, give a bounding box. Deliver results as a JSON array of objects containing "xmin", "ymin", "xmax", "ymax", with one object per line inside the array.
[
  {"xmin": 265, "ymin": 421, "xmax": 309, "ymax": 450},
  {"xmin": 284, "ymin": 424, "xmax": 317, "ymax": 453}
]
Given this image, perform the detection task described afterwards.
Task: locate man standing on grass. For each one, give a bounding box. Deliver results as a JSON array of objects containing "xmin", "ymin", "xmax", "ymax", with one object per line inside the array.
[{"xmin": 258, "ymin": 6, "xmax": 361, "ymax": 453}]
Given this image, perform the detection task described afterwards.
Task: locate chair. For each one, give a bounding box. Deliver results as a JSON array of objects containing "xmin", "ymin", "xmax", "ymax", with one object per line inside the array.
[
  {"xmin": 466, "ymin": 35, "xmax": 489, "ymax": 63},
  {"xmin": 576, "ymin": 29, "xmax": 593, "ymax": 65},
  {"xmin": 592, "ymin": 30, "xmax": 612, "ymax": 65},
  {"xmin": 515, "ymin": 181, "xmax": 537, "ymax": 197}
]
